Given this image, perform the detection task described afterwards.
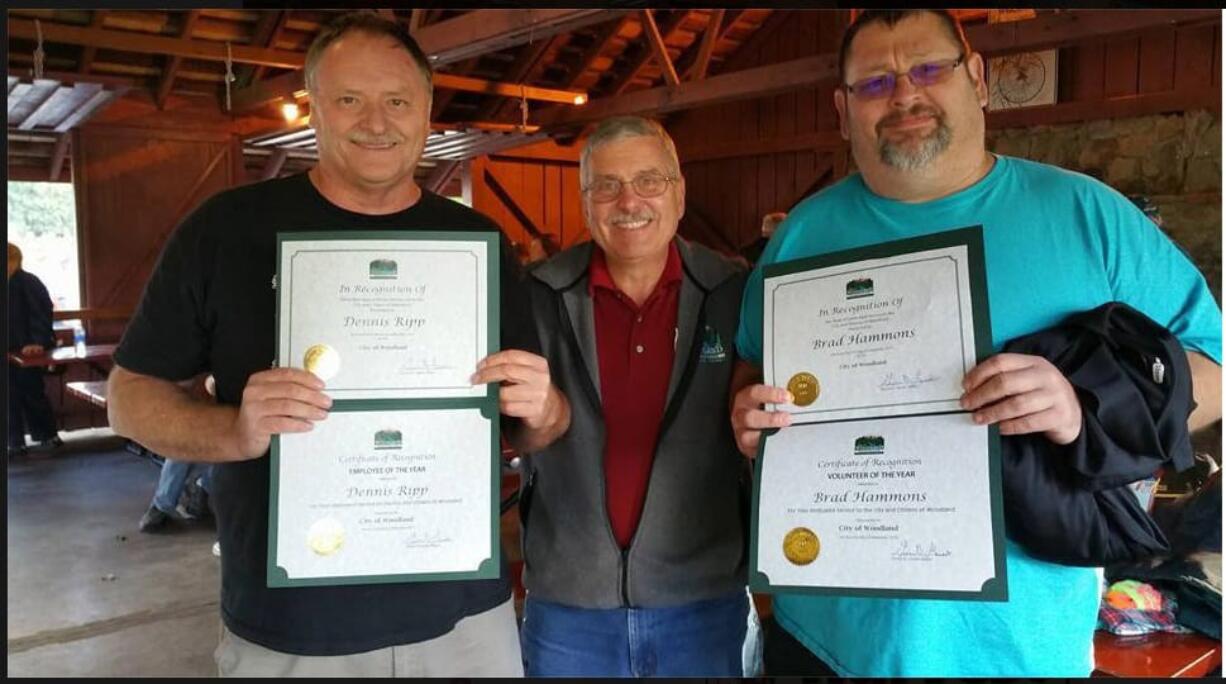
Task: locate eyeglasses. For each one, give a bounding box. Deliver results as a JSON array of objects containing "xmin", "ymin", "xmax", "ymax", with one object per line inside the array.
[
  {"xmin": 582, "ymin": 173, "xmax": 677, "ymax": 202},
  {"xmin": 843, "ymin": 55, "xmax": 965, "ymax": 100}
]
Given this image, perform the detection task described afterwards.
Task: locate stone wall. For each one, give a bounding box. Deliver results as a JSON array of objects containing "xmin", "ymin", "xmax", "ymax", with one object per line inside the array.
[{"xmin": 987, "ymin": 110, "xmax": 1222, "ymax": 302}]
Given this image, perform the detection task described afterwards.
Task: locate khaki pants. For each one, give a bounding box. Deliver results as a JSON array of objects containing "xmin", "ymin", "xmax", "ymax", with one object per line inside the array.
[{"xmin": 215, "ymin": 598, "xmax": 523, "ymax": 677}]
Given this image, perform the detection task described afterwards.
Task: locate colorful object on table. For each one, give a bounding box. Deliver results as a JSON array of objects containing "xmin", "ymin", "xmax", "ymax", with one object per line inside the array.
[{"xmin": 1098, "ymin": 580, "xmax": 1194, "ymax": 636}]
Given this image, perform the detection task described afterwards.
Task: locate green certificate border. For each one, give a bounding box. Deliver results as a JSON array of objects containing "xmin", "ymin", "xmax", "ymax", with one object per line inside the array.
[
  {"xmin": 268, "ymin": 231, "xmax": 501, "ymax": 588},
  {"xmin": 749, "ymin": 226, "xmax": 1008, "ymax": 602}
]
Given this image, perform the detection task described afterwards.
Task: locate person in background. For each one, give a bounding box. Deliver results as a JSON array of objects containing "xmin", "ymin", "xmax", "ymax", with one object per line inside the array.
[{"xmin": 8, "ymin": 242, "xmax": 63, "ymax": 457}]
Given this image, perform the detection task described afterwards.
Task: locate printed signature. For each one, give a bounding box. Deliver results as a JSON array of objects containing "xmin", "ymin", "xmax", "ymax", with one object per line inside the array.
[
  {"xmin": 891, "ymin": 539, "xmax": 953, "ymax": 561},
  {"xmin": 879, "ymin": 371, "xmax": 938, "ymax": 390}
]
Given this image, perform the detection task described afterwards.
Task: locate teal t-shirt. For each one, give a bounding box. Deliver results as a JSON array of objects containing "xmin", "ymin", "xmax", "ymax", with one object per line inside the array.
[{"xmin": 735, "ymin": 155, "xmax": 1222, "ymax": 677}]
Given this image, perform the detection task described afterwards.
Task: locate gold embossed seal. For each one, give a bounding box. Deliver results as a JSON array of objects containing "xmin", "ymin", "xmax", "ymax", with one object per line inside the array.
[
  {"xmin": 783, "ymin": 527, "xmax": 820, "ymax": 565},
  {"xmin": 307, "ymin": 518, "xmax": 345, "ymax": 556},
  {"xmin": 303, "ymin": 343, "xmax": 340, "ymax": 381},
  {"xmin": 787, "ymin": 372, "xmax": 820, "ymax": 407}
]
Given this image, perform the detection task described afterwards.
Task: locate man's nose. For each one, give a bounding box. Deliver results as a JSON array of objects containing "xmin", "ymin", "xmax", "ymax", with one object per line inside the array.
[{"xmin": 889, "ymin": 71, "xmax": 924, "ymax": 109}]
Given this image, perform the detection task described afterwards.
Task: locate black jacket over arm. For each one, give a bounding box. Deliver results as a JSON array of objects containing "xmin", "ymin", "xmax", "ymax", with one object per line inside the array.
[{"xmin": 1000, "ymin": 302, "xmax": 1196, "ymax": 567}]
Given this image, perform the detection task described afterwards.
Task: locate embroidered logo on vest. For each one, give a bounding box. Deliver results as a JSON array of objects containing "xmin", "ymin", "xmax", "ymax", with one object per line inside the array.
[{"xmin": 699, "ymin": 325, "xmax": 727, "ymax": 363}]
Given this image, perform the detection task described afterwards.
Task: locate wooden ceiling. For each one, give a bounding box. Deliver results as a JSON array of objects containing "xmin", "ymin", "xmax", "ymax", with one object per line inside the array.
[{"xmin": 8, "ymin": 8, "xmax": 1219, "ymax": 185}]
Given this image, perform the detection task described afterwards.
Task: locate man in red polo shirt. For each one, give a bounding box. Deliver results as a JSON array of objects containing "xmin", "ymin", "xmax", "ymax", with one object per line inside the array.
[{"xmin": 516, "ymin": 116, "xmax": 751, "ymax": 676}]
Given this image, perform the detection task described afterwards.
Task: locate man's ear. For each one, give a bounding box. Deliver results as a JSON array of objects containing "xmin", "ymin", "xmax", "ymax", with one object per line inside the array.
[
  {"xmin": 834, "ymin": 88, "xmax": 850, "ymax": 140},
  {"xmin": 967, "ymin": 52, "xmax": 988, "ymax": 108}
]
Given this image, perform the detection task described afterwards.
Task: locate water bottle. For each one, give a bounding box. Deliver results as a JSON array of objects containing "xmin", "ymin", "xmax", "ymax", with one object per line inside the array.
[{"xmin": 73, "ymin": 325, "xmax": 86, "ymax": 355}]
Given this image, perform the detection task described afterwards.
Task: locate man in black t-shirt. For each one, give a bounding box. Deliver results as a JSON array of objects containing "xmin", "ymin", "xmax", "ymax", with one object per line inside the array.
[{"xmin": 107, "ymin": 14, "xmax": 570, "ymax": 677}]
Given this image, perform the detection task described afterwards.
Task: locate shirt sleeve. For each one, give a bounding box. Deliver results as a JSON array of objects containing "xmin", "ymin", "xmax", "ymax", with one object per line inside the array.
[
  {"xmin": 113, "ymin": 198, "xmax": 218, "ymax": 381},
  {"xmin": 1092, "ymin": 183, "xmax": 1223, "ymax": 364}
]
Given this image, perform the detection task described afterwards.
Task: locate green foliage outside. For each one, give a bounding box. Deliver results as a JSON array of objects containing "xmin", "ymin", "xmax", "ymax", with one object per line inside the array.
[{"xmin": 7, "ymin": 181, "xmax": 80, "ymax": 309}]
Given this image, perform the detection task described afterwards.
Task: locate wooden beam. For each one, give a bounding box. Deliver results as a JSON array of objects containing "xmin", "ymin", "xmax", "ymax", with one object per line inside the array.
[
  {"xmin": 483, "ymin": 34, "xmax": 568, "ymax": 121},
  {"xmin": 536, "ymin": 53, "xmax": 838, "ymax": 128},
  {"xmin": 424, "ymin": 160, "xmax": 461, "ymax": 192},
  {"xmin": 9, "ymin": 17, "xmax": 305, "ymax": 69},
  {"xmin": 78, "ymin": 10, "xmax": 107, "ymax": 74},
  {"xmin": 413, "ymin": 9, "xmax": 628, "ymax": 66},
  {"xmin": 675, "ymin": 9, "xmax": 746, "ymax": 80},
  {"xmin": 408, "ymin": 9, "xmax": 424, "ymax": 34},
  {"xmin": 967, "ymin": 9, "xmax": 1219, "ymax": 56},
  {"xmin": 9, "ymin": 68, "xmax": 142, "ymax": 91},
  {"xmin": 232, "ymin": 69, "xmax": 587, "ymax": 112},
  {"xmin": 680, "ymin": 130, "xmax": 846, "ymax": 164},
  {"xmin": 987, "ymin": 89, "xmax": 1220, "ymax": 129},
  {"xmin": 49, "ymin": 133, "xmax": 71, "ymax": 181},
  {"xmin": 431, "ymin": 57, "xmax": 483, "ymax": 120},
  {"xmin": 484, "ymin": 166, "xmax": 544, "ymax": 238},
  {"xmin": 607, "ymin": 11, "xmax": 690, "ymax": 96},
  {"xmin": 561, "ymin": 15, "xmax": 635, "ymax": 91},
  {"xmin": 260, "ymin": 147, "xmax": 289, "ymax": 179},
  {"xmin": 640, "ymin": 10, "xmax": 680, "ymax": 87},
  {"xmin": 245, "ymin": 11, "xmax": 291, "ymax": 87},
  {"xmin": 156, "ymin": 10, "xmax": 202, "ymax": 109},
  {"xmin": 225, "ymin": 10, "xmax": 626, "ymax": 111},
  {"xmin": 688, "ymin": 10, "xmax": 724, "ymax": 81}
]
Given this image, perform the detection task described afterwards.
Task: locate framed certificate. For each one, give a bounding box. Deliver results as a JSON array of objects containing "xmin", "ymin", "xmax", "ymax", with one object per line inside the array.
[
  {"xmin": 751, "ymin": 227, "xmax": 1008, "ymax": 601},
  {"xmin": 269, "ymin": 231, "xmax": 501, "ymax": 587}
]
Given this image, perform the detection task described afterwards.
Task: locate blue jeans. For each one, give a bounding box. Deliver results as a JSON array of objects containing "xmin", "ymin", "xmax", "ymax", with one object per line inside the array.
[
  {"xmin": 152, "ymin": 459, "xmax": 211, "ymax": 514},
  {"xmin": 520, "ymin": 591, "xmax": 749, "ymax": 677}
]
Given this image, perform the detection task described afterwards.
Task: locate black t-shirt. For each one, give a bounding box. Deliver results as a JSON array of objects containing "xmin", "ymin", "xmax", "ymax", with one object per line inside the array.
[{"xmin": 115, "ymin": 173, "xmax": 534, "ymax": 656}]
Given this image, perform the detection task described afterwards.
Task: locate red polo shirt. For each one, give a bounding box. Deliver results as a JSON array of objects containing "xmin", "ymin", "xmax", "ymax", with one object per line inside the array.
[{"xmin": 590, "ymin": 243, "xmax": 683, "ymax": 548}]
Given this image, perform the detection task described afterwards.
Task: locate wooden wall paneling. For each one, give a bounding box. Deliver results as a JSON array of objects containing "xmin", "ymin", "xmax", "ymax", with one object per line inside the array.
[
  {"xmin": 522, "ymin": 161, "xmax": 545, "ymax": 244},
  {"xmin": 1069, "ymin": 42, "xmax": 1105, "ymax": 102},
  {"xmin": 1174, "ymin": 24, "xmax": 1215, "ymax": 94},
  {"xmin": 544, "ymin": 163, "xmax": 563, "ymax": 238},
  {"xmin": 561, "ymin": 165, "xmax": 584, "ymax": 247},
  {"xmin": 1103, "ymin": 36, "xmax": 1140, "ymax": 98},
  {"xmin": 1214, "ymin": 28, "xmax": 1220, "ymax": 88},
  {"xmin": 1138, "ymin": 27, "xmax": 1176, "ymax": 95}
]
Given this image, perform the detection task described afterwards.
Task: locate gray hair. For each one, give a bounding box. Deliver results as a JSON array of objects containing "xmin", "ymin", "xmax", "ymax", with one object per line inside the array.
[
  {"xmin": 579, "ymin": 116, "xmax": 682, "ymax": 187},
  {"xmin": 304, "ymin": 12, "xmax": 433, "ymax": 96}
]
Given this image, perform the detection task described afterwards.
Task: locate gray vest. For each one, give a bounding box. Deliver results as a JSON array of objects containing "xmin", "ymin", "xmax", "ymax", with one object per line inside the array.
[{"xmin": 519, "ymin": 237, "xmax": 749, "ymax": 608}]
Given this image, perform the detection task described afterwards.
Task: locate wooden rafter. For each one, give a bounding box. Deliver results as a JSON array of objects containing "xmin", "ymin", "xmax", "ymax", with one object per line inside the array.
[
  {"xmin": 686, "ymin": 9, "xmax": 725, "ymax": 81},
  {"xmin": 484, "ymin": 34, "xmax": 569, "ymax": 121},
  {"xmin": 238, "ymin": 10, "xmax": 287, "ymax": 88},
  {"xmin": 561, "ymin": 14, "xmax": 635, "ymax": 91},
  {"xmin": 431, "ymin": 56, "xmax": 483, "ymax": 119},
  {"xmin": 424, "ymin": 160, "xmax": 461, "ymax": 192},
  {"xmin": 156, "ymin": 10, "xmax": 202, "ymax": 109},
  {"xmin": 77, "ymin": 10, "xmax": 107, "ymax": 75},
  {"xmin": 536, "ymin": 53, "xmax": 838, "ymax": 128},
  {"xmin": 484, "ymin": 166, "xmax": 544, "ymax": 239},
  {"xmin": 49, "ymin": 133, "xmax": 71, "ymax": 181},
  {"xmin": 408, "ymin": 9, "xmax": 424, "ymax": 33},
  {"xmin": 639, "ymin": 10, "xmax": 680, "ymax": 86},
  {"xmin": 606, "ymin": 10, "xmax": 691, "ymax": 96}
]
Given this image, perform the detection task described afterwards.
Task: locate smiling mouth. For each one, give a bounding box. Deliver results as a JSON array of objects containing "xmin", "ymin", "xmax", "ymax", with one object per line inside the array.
[
  {"xmin": 351, "ymin": 140, "xmax": 399, "ymax": 150},
  {"xmin": 612, "ymin": 218, "xmax": 651, "ymax": 230}
]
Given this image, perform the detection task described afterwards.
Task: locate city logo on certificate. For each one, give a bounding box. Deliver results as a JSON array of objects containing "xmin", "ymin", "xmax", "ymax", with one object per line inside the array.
[
  {"xmin": 368, "ymin": 258, "xmax": 399, "ymax": 280},
  {"xmin": 845, "ymin": 277, "xmax": 874, "ymax": 299},
  {"xmin": 853, "ymin": 435, "xmax": 885, "ymax": 455},
  {"xmin": 374, "ymin": 429, "xmax": 403, "ymax": 450}
]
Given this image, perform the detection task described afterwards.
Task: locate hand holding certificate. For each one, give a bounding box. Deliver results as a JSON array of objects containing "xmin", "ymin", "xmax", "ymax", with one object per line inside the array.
[{"xmin": 749, "ymin": 227, "xmax": 1008, "ymax": 601}]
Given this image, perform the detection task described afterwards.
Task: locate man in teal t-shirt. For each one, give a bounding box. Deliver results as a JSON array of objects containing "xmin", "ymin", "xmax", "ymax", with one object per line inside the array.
[{"xmin": 730, "ymin": 10, "xmax": 1222, "ymax": 678}]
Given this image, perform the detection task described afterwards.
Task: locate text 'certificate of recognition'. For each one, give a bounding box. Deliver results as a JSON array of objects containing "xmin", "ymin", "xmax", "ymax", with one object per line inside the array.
[
  {"xmin": 751, "ymin": 227, "xmax": 1007, "ymax": 601},
  {"xmin": 277, "ymin": 232, "xmax": 492, "ymax": 401},
  {"xmin": 269, "ymin": 407, "xmax": 498, "ymax": 587}
]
